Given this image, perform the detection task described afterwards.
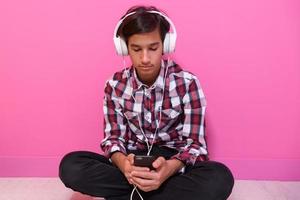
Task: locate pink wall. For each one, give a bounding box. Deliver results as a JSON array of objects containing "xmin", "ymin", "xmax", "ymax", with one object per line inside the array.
[{"xmin": 0, "ymin": 0, "xmax": 299, "ymax": 180}]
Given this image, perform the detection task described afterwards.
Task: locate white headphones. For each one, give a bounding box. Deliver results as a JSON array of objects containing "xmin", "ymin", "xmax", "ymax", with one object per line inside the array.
[{"xmin": 113, "ymin": 10, "xmax": 177, "ymax": 56}]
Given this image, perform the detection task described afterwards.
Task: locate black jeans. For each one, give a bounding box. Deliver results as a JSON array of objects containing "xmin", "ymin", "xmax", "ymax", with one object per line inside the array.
[{"xmin": 59, "ymin": 148, "xmax": 234, "ymax": 200}]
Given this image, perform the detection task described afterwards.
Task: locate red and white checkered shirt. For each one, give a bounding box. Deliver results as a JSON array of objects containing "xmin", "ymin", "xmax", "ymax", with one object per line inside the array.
[{"xmin": 101, "ymin": 60, "xmax": 208, "ymax": 165}]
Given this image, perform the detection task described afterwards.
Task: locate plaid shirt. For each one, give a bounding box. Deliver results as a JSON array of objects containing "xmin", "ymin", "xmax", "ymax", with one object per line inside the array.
[{"xmin": 101, "ymin": 60, "xmax": 208, "ymax": 165}]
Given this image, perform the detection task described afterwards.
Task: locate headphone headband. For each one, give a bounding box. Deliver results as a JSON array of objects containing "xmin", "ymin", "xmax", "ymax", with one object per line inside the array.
[{"xmin": 113, "ymin": 10, "xmax": 177, "ymax": 56}]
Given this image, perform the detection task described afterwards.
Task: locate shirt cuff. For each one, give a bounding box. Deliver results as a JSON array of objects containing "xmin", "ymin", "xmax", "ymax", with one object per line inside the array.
[
  {"xmin": 171, "ymin": 150, "xmax": 208, "ymax": 166},
  {"xmin": 104, "ymin": 144, "xmax": 127, "ymax": 159}
]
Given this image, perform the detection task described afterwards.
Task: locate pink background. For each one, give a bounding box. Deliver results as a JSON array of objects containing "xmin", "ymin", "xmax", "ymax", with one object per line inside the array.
[{"xmin": 1, "ymin": 0, "xmax": 299, "ymax": 180}]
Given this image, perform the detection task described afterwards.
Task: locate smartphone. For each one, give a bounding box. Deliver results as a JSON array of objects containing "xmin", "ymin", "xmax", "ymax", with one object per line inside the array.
[{"xmin": 134, "ymin": 155, "xmax": 157, "ymax": 170}]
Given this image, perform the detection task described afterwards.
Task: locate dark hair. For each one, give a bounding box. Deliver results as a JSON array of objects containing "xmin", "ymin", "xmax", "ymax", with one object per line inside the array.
[{"xmin": 117, "ymin": 6, "xmax": 170, "ymax": 44}]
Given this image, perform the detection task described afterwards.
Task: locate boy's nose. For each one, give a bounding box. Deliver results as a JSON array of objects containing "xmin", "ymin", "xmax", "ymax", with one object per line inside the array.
[{"xmin": 141, "ymin": 50, "xmax": 150, "ymax": 64}]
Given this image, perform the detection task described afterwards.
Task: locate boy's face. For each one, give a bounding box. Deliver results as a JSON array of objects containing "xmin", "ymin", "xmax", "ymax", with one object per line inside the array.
[{"xmin": 127, "ymin": 28, "xmax": 163, "ymax": 86}]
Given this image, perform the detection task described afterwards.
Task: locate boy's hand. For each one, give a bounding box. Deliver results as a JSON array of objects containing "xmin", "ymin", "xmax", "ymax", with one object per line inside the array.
[
  {"xmin": 111, "ymin": 153, "xmax": 149, "ymax": 185},
  {"xmin": 130, "ymin": 157, "xmax": 184, "ymax": 192}
]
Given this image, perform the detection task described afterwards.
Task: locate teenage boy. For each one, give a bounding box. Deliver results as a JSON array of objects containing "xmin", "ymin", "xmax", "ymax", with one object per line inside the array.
[{"xmin": 59, "ymin": 6, "xmax": 234, "ymax": 200}]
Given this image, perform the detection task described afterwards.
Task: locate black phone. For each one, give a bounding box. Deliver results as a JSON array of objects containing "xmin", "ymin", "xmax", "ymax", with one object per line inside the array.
[{"xmin": 134, "ymin": 155, "xmax": 157, "ymax": 170}]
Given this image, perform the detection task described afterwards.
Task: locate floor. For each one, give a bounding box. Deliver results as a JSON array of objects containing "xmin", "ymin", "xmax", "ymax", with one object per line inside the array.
[{"xmin": 0, "ymin": 178, "xmax": 299, "ymax": 200}]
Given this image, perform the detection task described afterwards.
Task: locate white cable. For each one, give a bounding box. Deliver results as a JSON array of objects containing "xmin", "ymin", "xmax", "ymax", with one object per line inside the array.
[
  {"xmin": 130, "ymin": 185, "xmax": 144, "ymax": 200},
  {"xmin": 147, "ymin": 58, "xmax": 170, "ymax": 155},
  {"xmin": 137, "ymin": 118, "xmax": 150, "ymax": 152}
]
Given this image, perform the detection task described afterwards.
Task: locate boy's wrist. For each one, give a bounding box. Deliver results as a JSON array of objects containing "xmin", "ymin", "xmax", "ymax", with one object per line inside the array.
[
  {"xmin": 111, "ymin": 152, "xmax": 127, "ymax": 172},
  {"xmin": 166, "ymin": 159, "xmax": 185, "ymax": 175}
]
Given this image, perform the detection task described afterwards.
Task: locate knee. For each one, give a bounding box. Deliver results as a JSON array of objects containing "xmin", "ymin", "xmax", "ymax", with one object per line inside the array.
[
  {"xmin": 210, "ymin": 161, "xmax": 234, "ymax": 199},
  {"xmin": 59, "ymin": 151, "xmax": 84, "ymax": 187}
]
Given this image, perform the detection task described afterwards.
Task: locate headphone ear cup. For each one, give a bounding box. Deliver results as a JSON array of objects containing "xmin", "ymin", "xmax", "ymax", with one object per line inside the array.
[
  {"xmin": 114, "ymin": 36, "xmax": 128, "ymax": 56},
  {"xmin": 163, "ymin": 33, "xmax": 176, "ymax": 54},
  {"xmin": 119, "ymin": 38, "xmax": 128, "ymax": 56},
  {"xmin": 168, "ymin": 33, "xmax": 176, "ymax": 53},
  {"xmin": 163, "ymin": 33, "xmax": 171, "ymax": 54}
]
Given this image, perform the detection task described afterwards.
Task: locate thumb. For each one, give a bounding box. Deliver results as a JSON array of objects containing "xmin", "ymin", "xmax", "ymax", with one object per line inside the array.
[
  {"xmin": 152, "ymin": 156, "xmax": 165, "ymax": 169},
  {"xmin": 127, "ymin": 154, "xmax": 135, "ymax": 165}
]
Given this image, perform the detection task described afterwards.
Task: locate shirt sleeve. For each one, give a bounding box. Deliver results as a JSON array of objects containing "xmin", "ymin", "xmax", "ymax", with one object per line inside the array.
[
  {"xmin": 100, "ymin": 81, "xmax": 128, "ymax": 158},
  {"xmin": 171, "ymin": 77, "xmax": 208, "ymax": 165}
]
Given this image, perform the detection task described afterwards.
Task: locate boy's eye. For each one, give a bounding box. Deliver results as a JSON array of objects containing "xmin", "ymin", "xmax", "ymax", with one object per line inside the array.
[{"xmin": 131, "ymin": 47, "xmax": 158, "ymax": 52}]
